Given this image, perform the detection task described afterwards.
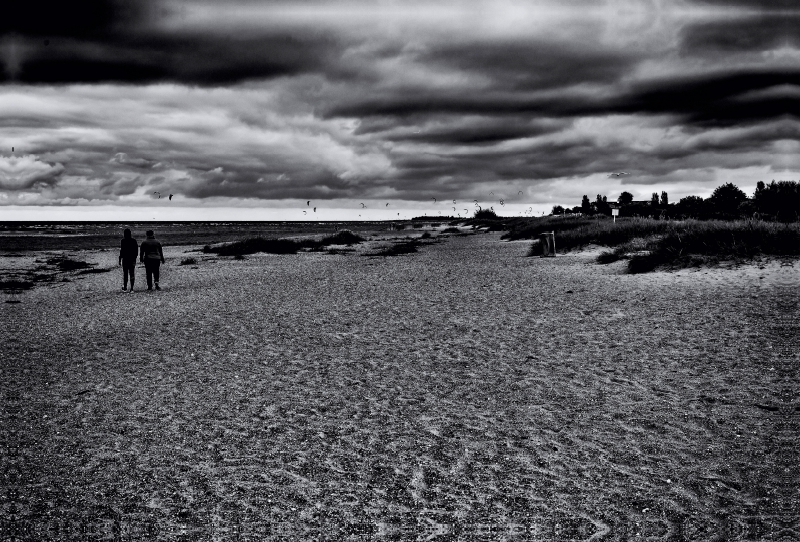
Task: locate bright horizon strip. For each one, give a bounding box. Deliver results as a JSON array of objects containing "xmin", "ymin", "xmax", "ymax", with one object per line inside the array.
[{"xmin": 0, "ymin": 204, "xmax": 556, "ymax": 222}]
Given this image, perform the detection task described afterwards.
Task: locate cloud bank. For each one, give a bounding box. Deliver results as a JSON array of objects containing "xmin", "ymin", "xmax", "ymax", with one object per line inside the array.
[{"xmin": 2, "ymin": 0, "xmax": 799, "ymax": 216}]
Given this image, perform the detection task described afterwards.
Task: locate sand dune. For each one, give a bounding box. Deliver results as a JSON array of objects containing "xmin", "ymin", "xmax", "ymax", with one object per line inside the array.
[{"xmin": 3, "ymin": 233, "xmax": 797, "ymax": 540}]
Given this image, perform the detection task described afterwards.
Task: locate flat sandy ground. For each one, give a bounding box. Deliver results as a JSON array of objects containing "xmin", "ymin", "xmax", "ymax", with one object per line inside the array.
[{"xmin": 3, "ymin": 232, "xmax": 798, "ymax": 541}]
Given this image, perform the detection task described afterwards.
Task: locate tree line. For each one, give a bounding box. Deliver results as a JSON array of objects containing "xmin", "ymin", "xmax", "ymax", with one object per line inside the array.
[{"xmin": 551, "ymin": 180, "xmax": 800, "ymax": 221}]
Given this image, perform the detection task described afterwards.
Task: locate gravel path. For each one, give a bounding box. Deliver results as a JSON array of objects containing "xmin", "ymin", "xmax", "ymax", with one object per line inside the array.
[{"xmin": 3, "ymin": 232, "xmax": 797, "ymax": 541}]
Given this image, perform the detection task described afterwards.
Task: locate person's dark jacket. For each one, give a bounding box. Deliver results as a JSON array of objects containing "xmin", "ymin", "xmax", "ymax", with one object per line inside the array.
[
  {"xmin": 119, "ymin": 238, "xmax": 138, "ymax": 262},
  {"xmin": 140, "ymin": 238, "xmax": 165, "ymax": 263}
]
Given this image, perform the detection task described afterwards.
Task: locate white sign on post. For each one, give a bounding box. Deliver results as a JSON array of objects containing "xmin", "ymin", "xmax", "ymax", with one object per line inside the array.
[{"xmin": 612, "ymin": 207, "xmax": 619, "ymax": 223}]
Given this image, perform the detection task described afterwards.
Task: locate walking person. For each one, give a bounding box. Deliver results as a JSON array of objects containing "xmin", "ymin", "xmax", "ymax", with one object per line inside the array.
[
  {"xmin": 119, "ymin": 228, "xmax": 139, "ymax": 292},
  {"xmin": 139, "ymin": 230, "xmax": 165, "ymax": 291}
]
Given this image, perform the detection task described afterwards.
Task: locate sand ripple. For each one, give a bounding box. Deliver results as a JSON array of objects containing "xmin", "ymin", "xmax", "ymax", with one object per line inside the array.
[{"xmin": 3, "ymin": 233, "xmax": 797, "ymax": 540}]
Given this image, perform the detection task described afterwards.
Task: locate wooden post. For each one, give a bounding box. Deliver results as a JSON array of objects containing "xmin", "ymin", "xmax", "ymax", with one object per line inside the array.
[{"xmin": 540, "ymin": 232, "xmax": 555, "ymax": 257}]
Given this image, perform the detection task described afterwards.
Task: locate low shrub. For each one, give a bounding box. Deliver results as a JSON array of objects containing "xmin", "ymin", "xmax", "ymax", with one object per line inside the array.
[
  {"xmin": 205, "ymin": 231, "xmax": 366, "ymax": 257},
  {"xmin": 597, "ymin": 250, "xmax": 622, "ymax": 264},
  {"xmin": 0, "ymin": 280, "xmax": 34, "ymax": 291},
  {"xmin": 211, "ymin": 238, "xmax": 299, "ymax": 256},
  {"xmin": 373, "ymin": 240, "xmax": 423, "ymax": 256},
  {"xmin": 46, "ymin": 257, "xmax": 93, "ymax": 271},
  {"xmin": 474, "ymin": 208, "xmax": 500, "ymax": 220},
  {"xmin": 523, "ymin": 217, "xmax": 800, "ymax": 272},
  {"xmin": 320, "ymin": 230, "xmax": 365, "ymax": 246},
  {"xmin": 180, "ymin": 257, "xmax": 198, "ymax": 266}
]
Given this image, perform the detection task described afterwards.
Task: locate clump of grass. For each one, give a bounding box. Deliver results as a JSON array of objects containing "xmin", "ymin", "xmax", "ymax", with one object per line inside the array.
[
  {"xmin": 500, "ymin": 215, "xmax": 586, "ymax": 241},
  {"xmin": 473, "ymin": 208, "xmax": 500, "ymax": 220},
  {"xmin": 180, "ymin": 257, "xmax": 198, "ymax": 266},
  {"xmin": 319, "ymin": 230, "xmax": 364, "ymax": 246},
  {"xmin": 233, "ymin": 254, "xmax": 246, "ymax": 260},
  {"xmin": 373, "ymin": 240, "xmax": 423, "ymax": 256},
  {"xmin": 628, "ymin": 219, "xmax": 800, "ymax": 272},
  {"xmin": 210, "ymin": 238, "xmax": 300, "ymax": 256},
  {"xmin": 205, "ymin": 230, "xmax": 366, "ymax": 257},
  {"xmin": 525, "ymin": 217, "xmax": 800, "ymax": 272},
  {"xmin": 441, "ymin": 227, "xmax": 461, "ymax": 234},
  {"xmin": 46, "ymin": 257, "xmax": 93, "ymax": 271},
  {"xmin": 420, "ymin": 232, "xmax": 432, "ymax": 239},
  {"xmin": 0, "ymin": 280, "xmax": 34, "ymax": 291},
  {"xmin": 77, "ymin": 268, "xmax": 111, "ymax": 274},
  {"xmin": 597, "ymin": 250, "xmax": 622, "ymax": 264},
  {"xmin": 526, "ymin": 217, "xmax": 672, "ymax": 253}
]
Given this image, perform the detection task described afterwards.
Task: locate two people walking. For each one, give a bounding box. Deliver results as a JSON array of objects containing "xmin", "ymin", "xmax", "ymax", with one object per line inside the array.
[{"xmin": 119, "ymin": 229, "xmax": 165, "ymax": 292}]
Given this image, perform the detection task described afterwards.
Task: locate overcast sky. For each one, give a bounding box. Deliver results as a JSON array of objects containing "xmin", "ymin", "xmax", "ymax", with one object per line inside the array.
[{"xmin": 2, "ymin": 0, "xmax": 799, "ymax": 220}]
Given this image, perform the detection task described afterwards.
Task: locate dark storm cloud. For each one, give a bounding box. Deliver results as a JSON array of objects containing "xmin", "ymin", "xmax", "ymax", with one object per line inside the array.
[
  {"xmin": 614, "ymin": 71, "xmax": 800, "ymax": 126},
  {"xmin": 385, "ymin": 117, "xmax": 568, "ymax": 145},
  {"xmin": 5, "ymin": 33, "xmax": 344, "ymax": 85},
  {"xmin": 328, "ymin": 69, "xmax": 800, "ymax": 129},
  {"xmin": 689, "ymin": 0, "xmax": 800, "ymax": 9},
  {"xmin": 3, "ymin": 0, "xmax": 347, "ymax": 84},
  {"xmin": 419, "ymin": 38, "xmax": 636, "ymax": 91},
  {"xmin": 3, "ymin": 0, "xmax": 151, "ymax": 38},
  {"xmin": 325, "ymin": 91, "xmax": 592, "ymax": 119},
  {"xmin": 680, "ymin": 14, "xmax": 800, "ymax": 55},
  {"xmin": 388, "ymin": 135, "xmax": 602, "ymax": 185},
  {"xmin": 177, "ymin": 167, "xmax": 353, "ymax": 200}
]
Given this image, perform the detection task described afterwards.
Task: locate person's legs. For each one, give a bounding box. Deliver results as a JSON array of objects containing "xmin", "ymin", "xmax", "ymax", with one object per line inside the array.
[
  {"xmin": 122, "ymin": 264, "xmax": 129, "ymax": 290},
  {"xmin": 153, "ymin": 261, "xmax": 161, "ymax": 290},
  {"xmin": 125, "ymin": 261, "xmax": 136, "ymax": 291},
  {"xmin": 144, "ymin": 260, "xmax": 154, "ymax": 290}
]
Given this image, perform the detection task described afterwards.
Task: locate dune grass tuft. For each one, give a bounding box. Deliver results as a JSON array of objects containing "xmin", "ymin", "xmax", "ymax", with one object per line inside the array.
[
  {"xmin": 204, "ymin": 230, "xmax": 366, "ymax": 256},
  {"xmin": 0, "ymin": 280, "xmax": 35, "ymax": 291},
  {"xmin": 373, "ymin": 240, "xmax": 424, "ymax": 256},
  {"xmin": 524, "ymin": 217, "xmax": 800, "ymax": 272},
  {"xmin": 46, "ymin": 257, "xmax": 94, "ymax": 271},
  {"xmin": 627, "ymin": 220, "xmax": 800, "ymax": 272},
  {"xmin": 597, "ymin": 250, "xmax": 622, "ymax": 264}
]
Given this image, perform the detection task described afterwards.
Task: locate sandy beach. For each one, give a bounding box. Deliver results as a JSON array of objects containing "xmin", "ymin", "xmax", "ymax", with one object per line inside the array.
[{"xmin": 3, "ymin": 231, "xmax": 797, "ymax": 540}]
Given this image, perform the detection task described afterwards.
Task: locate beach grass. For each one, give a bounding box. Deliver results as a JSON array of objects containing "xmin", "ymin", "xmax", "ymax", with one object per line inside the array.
[
  {"xmin": 521, "ymin": 217, "xmax": 800, "ymax": 272},
  {"xmin": 626, "ymin": 219, "xmax": 800, "ymax": 272},
  {"xmin": 0, "ymin": 279, "xmax": 35, "ymax": 291},
  {"xmin": 372, "ymin": 239, "xmax": 424, "ymax": 256},
  {"xmin": 204, "ymin": 230, "xmax": 366, "ymax": 256}
]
